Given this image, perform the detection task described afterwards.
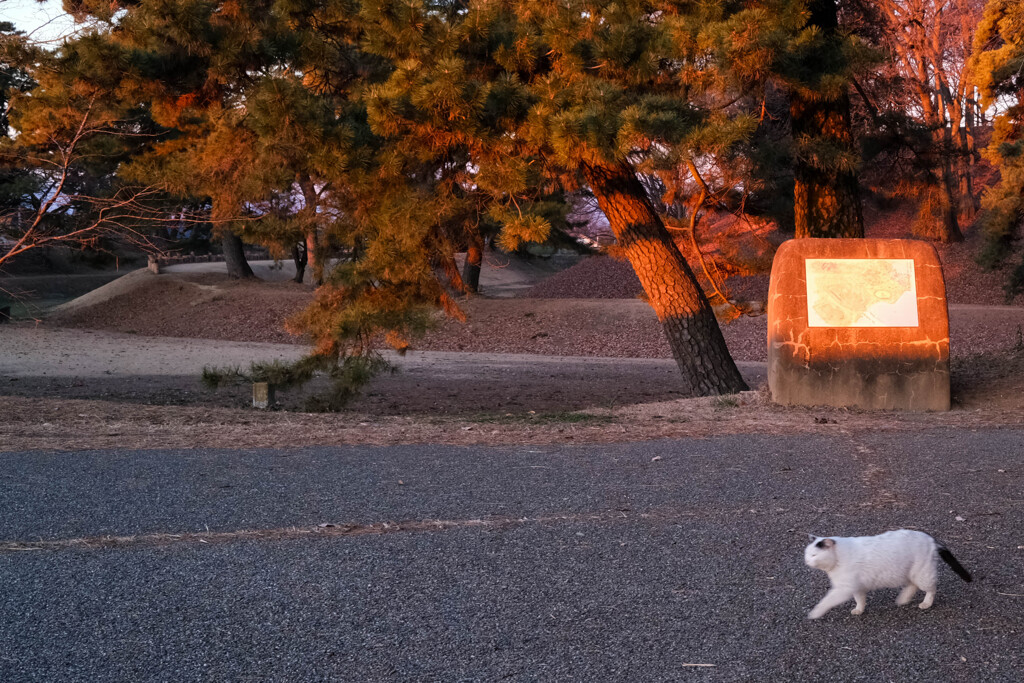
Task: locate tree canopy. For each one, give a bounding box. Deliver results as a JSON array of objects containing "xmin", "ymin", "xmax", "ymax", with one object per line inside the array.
[{"xmin": 6, "ymin": 0, "xmax": 1022, "ymax": 405}]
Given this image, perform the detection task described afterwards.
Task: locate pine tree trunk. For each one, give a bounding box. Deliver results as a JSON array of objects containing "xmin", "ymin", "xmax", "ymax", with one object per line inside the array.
[
  {"xmin": 462, "ymin": 234, "xmax": 484, "ymax": 294},
  {"xmin": 792, "ymin": 0, "xmax": 864, "ymax": 239},
  {"xmin": 584, "ymin": 162, "xmax": 748, "ymax": 396},
  {"xmin": 292, "ymin": 242, "xmax": 307, "ymax": 284},
  {"xmin": 305, "ymin": 230, "xmax": 321, "ymax": 284},
  {"xmin": 222, "ymin": 228, "xmax": 255, "ymax": 279},
  {"xmin": 298, "ymin": 176, "xmax": 323, "ymax": 285},
  {"xmin": 958, "ymin": 146, "xmax": 978, "ymax": 222},
  {"xmin": 937, "ymin": 78, "xmax": 969, "ymax": 237}
]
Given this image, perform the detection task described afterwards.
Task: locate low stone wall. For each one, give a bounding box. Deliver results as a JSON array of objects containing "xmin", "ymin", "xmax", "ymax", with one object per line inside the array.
[
  {"xmin": 156, "ymin": 249, "xmax": 270, "ymax": 266},
  {"xmin": 149, "ymin": 249, "xmax": 272, "ymax": 273}
]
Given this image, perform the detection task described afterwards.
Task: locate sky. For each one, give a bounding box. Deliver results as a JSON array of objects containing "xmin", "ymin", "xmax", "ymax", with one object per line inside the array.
[{"xmin": 3, "ymin": 0, "xmax": 80, "ymax": 43}]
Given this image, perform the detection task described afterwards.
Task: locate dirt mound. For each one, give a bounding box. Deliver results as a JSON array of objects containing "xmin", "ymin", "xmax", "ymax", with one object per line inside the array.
[
  {"xmin": 51, "ymin": 269, "xmax": 157, "ymax": 316},
  {"xmin": 519, "ymin": 256, "xmax": 644, "ymax": 299},
  {"xmin": 414, "ymin": 298, "xmax": 769, "ymax": 362},
  {"xmin": 52, "ymin": 273, "xmax": 311, "ymax": 344},
  {"xmin": 518, "ymin": 253, "xmax": 771, "ymax": 305}
]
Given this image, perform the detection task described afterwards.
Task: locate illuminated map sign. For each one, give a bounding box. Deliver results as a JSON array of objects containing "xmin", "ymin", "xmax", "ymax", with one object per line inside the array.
[{"xmin": 805, "ymin": 259, "xmax": 919, "ymax": 327}]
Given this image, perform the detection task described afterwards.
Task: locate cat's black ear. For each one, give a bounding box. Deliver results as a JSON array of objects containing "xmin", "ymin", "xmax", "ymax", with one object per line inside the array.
[{"xmin": 815, "ymin": 538, "xmax": 835, "ymax": 549}]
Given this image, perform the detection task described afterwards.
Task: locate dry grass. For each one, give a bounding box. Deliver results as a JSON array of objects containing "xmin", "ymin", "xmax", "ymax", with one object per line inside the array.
[{"xmin": 3, "ymin": 373, "xmax": 1022, "ymax": 453}]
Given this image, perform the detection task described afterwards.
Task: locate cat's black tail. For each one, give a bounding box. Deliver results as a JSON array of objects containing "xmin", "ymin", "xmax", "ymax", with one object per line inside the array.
[{"xmin": 938, "ymin": 546, "xmax": 973, "ymax": 582}]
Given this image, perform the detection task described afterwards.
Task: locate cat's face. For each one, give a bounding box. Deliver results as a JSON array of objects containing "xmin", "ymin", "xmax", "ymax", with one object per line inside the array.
[{"xmin": 804, "ymin": 536, "xmax": 837, "ymax": 571}]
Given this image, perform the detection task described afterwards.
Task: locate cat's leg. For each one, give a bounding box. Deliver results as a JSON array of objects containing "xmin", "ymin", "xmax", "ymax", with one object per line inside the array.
[
  {"xmin": 851, "ymin": 591, "xmax": 868, "ymax": 615},
  {"xmin": 917, "ymin": 576, "xmax": 937, "ymax": 610},
  {"xmin": 808, "ymin": 588, "xmax": 853, "ymax": 619},
  {"xmin": 896, "ymin": 584, "xmax": 917, "ymax": 606}
]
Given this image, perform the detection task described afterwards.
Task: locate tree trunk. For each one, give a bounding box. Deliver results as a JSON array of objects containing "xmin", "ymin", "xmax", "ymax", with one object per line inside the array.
[
  {"xmin": 305, "ymin": 230, "xmax": 321, "ymax": 285},
  {"xmin": 937, "ymin": 153, "xmax": 964, "ymax": 243},
  {"xmin": 792, "ymin": 0, "xmax": 864, "ymax": 239},
  {"xmin": 462, "ymin": 233, "xmax": 484, "ymax": 294},
  {"xmin": 222, "ymin": 228, "xmax": 254, "ymax": 279},
  {"xmin": 791, "ymin": 97, "xmax": 864, "ymax": 238},
  {"xmin": 960, "ymin": 98, "xmax": 980, "ymax": 220},
  {"xmin": 292, "ymin": 242, "xmax": 307, "ymax": 284},
  {"xmin": 936, "ymin": 87, "xmax": 965, "ymax": 243},
  {"xmin": 584, "ymin": 162, "xmax": 748, "ymax": 396},
  {"xmin": 298, "ymin": 175, "xmax": 323, "ymax": 285}
]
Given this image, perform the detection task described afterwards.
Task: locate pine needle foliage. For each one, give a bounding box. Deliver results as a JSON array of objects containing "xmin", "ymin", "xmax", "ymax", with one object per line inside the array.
[
  {"xmin": 202, "ymin": 354, "xmax": 393, "ymax": 411},
  {"xmin": 971, "ymin": 0, "xmax": 1024, "ymax": 298},
  {"xmin": 0, "ymin": 22, "xmax": 39, "ymax": 217}
]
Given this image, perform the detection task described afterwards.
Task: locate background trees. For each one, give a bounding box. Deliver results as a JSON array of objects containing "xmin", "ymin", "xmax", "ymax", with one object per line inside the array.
[
  {"xmin": 0, "ymin": 30, "xmax": 164, "ymax": 269},
  {"xmin": 0, "ymin": 18, "xmax": 36, "ymax": 235},
  {"xmin": 853, "ymin": 0, "xmax": 987, "ymax": 243},
  {"xmin": 971, "ymin": 0, "xmax": 1024, "ymax": 297}
]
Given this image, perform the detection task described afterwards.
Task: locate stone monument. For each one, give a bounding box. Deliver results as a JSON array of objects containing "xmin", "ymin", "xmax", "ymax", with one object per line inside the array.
[{"xmin": 767, "ymin": 238, "xmax": 950, "ymax": 411}]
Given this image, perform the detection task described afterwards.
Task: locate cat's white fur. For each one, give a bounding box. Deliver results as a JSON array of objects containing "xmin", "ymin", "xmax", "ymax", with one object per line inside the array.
[{"xmin": 804, "ymin": 529, "xmax": 943, "ymax": 619}]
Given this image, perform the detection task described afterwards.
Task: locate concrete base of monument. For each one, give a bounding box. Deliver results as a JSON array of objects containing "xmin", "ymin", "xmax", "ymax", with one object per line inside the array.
[
  {"xmin": 768, "ymin": 359, "xmax": 950, "ymax": 411},
  {"xmin": 767, "ymin": 238, "xmax": 951, "ymax": 412}
]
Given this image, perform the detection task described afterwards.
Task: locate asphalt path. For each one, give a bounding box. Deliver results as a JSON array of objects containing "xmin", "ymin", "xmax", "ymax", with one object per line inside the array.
[{"xmin": 1, "ymin": 429, "xmax": 1022, "ymax": 681}]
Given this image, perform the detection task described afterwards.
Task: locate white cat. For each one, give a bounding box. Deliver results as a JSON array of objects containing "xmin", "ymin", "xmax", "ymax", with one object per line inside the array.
[{"xmin": 804, "ymin": 529, "xmax": 972, "ymax": 619}]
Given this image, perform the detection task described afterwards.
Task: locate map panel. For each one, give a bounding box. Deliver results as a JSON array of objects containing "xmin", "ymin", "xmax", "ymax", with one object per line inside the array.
[{"xmin": 805, "ymin": 259, "xmax": 918, "ymax": 327}]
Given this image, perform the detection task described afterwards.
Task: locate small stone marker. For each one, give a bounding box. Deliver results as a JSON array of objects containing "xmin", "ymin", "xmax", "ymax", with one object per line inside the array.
[
  {"xmin": 147, "ymin": 255, "xmax": 160, "ymax": 274},
  {"xmin": 767, "ymin": 238, "xmax": 950, "ymax": 411},
  {"xmin": 252, "ymin": 382, "xmax": 275, "ymax": 409}
]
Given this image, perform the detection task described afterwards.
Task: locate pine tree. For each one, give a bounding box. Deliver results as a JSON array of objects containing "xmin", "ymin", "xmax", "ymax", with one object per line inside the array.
[
  {"xmin": 357, "ymin": 0, "xmax": 752, "ymax": 396},
  {"xmin": 971, "ymin": 0, "xmax": 1024, "ymax": 297},
  {"xmin": 25, "ymin": 1, "xmax": 888, "ymax": 402},
  {"xmin": 785, "ymin": 0, "xmax": 866, "ymax": 238},
  {"xmin": 66, "ymin": 0, "xmax": 330, "ymax": 279}
]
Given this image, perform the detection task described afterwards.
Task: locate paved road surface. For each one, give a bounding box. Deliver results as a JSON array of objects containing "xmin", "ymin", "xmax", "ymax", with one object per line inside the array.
[{"xmin": 2, "ymin": 429, "xmax": 1022, "ymax": 681}]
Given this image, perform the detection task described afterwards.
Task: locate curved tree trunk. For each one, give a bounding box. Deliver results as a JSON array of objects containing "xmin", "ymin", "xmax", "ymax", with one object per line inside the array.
[
  {"xmin": 222, "ymin": 228, "xmax": 254, "ymax": 279},
  {"xmin": 792, "ymin": 0, "xmax": 864, "ymax": 239},
  {"xmin": 584, "ymin": 162, "xmax": 748, "ymax": 396}
]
